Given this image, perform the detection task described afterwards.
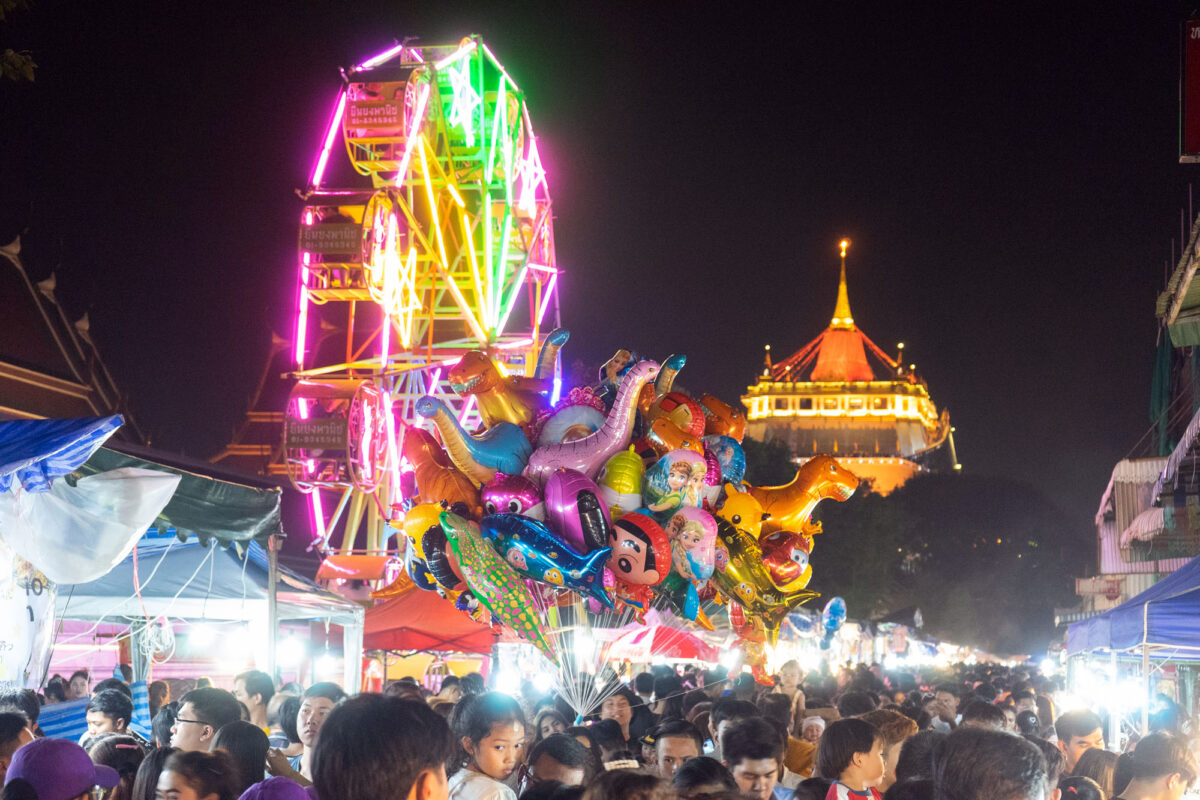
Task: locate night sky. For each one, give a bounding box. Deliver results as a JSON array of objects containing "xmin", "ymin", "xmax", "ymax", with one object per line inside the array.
[{"xmin": 2, "ymin": 2, "xmax": 1196, "ymax": 529}]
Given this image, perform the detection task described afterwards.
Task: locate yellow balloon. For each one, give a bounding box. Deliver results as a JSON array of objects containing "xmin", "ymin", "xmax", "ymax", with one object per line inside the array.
[
  {"xmin": 597, "ymin": 446, "xmax": 645, "ymax": 496},
  {"xmin": 400, "ymin": 502, "xmax": 444, "ymax": 554},
  {"xmin": 715, "ymin": 484, "xmax": 769, "ymax": 540}
]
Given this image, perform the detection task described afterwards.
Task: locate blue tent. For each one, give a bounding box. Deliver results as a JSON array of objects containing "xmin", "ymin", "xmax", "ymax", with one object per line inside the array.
[
  {"xmin": 1067, "ymin": 553, "xmax": 1200, "ymax": 658},
  {"xmin": 0, "ymin": 415, "xmax": 122, "ymax": 492}
]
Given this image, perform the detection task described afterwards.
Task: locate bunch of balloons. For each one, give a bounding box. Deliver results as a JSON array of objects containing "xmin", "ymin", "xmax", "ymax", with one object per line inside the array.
[{"xmin": 384, "ymin": 331, "xmax": 860, "ymax": 677}]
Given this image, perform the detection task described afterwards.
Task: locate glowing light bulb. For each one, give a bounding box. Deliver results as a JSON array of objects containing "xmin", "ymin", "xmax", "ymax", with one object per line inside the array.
[
  {"xmin": 190, "ymin": 622, "xmax": 215, "ymax": 648},
  {"xmin": 278, "ymin": 635, "xmax": 306, "ymax": 668}
]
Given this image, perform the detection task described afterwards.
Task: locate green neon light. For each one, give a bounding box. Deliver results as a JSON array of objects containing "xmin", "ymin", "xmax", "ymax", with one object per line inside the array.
[{"xmin": 446, "ymin": 57, "xmax": 480, "ymax": 147}]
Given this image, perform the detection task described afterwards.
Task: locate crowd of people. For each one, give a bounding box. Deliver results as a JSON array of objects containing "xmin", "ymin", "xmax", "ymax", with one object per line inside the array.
[{"xmin": 0, "ymin": 660, "xmax": 1194, "ymax": 800}]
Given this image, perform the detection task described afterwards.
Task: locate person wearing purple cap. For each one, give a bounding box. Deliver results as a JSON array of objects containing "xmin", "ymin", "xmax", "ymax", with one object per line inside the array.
[
  {"xmin": 4, "ymin": 737, "xmax": 118, "ymax": 800},
  {"xmin": 237, "ymin": 777, "xmax": 309, "ymax": 800}
]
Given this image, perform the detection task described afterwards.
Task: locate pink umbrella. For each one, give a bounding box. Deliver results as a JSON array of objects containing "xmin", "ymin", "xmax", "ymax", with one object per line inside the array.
[{"xmin": 608, "ymin": 624, "xmax": 719, "ymax": 662}]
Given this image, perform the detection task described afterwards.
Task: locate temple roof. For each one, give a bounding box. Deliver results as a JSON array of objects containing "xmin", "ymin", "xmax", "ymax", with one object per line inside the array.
[{"xmin": 767, "ymin": 243, "xmax": 900, "ymax": 384}]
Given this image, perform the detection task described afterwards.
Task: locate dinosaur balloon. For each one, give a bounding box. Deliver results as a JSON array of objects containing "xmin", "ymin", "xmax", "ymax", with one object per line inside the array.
[
  {"xmin": 711, "ymin": 517, "xmax": 817, "ymax": 644},
  {"xmin": 440, "ymin": 511, "xmax": 558, "ymax": 665},
  {"xmin": 415, "ymin": 396, "xmax": 533, "ymax": 485},
  {"xmin": 447, "ymin": 330, "xmax": 568, "ymax": 430},
  {"xmin": 697, "ymin": 393, "xmax": 747, "ymax": 442},
  {"xmin": 401, "ymin": 426, "xmax": 481, "ymax": 516},
  {"xmin": 746, "ymin": 455, "xmax": 858, "ymax": 535},
  {"xmin": 524, "ymin": 360, "xmax": 659, "ymax": 486}
]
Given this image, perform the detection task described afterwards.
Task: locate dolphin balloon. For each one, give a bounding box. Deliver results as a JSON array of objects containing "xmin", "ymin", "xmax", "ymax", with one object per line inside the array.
[{"xmin": 479, "ymin": 514, "xmax": 614, "ymax": 610}]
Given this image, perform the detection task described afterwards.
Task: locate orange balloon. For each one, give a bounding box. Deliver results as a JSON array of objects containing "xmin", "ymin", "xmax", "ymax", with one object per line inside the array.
[
  {"xmin": 698, "ymin": 394, "xmax": 747, "ymax": 442},
  {"xmin": 746, "ymin": 456, "xmax": 858, "ymax": 535}
]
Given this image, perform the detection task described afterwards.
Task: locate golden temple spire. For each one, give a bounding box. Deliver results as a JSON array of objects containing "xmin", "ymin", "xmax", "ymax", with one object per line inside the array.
[{"xmin": 831, "ymin": 239, "xmax": 854, "ymax": 329}]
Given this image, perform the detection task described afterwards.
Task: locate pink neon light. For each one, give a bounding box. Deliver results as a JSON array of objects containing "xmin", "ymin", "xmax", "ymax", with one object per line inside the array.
[
  {"xmin": 457, "ymin": 394, "xmax": 477, "ymax": 425},
  {"xmin": 495, "ymin": 338, "xmax": 533, "ymax": 350},
  {"xmin": 385, "ymin": 408, "xmax": 403, "ymax": 502},
  {"xmin": 310, "ymin": 490, "xmax": 326, "ymax": 539},
  {"xmin": 295, "ymin": 262, "xmax": 310, "ymax": 367},
  {"xmin": 526, "ymin": 263, "xmax": 556, "ymax": 274},
  {"xmin": 536, "ymin": 272, "xmax": 558, "ymax": 328},
  {"xmin": 427, "ymin": 368, "xmax": 442, "ymax": 394},
  {"xmin": 310, "ymin": 91, "xmax": 348, "ymax": 189},
  {"xmin": 393, "ymin": 85, "xmax": 430, "ymax": 186},
  {"xmin": 356, "ymin": 42, "xmax": 405, "ymax": 71}
]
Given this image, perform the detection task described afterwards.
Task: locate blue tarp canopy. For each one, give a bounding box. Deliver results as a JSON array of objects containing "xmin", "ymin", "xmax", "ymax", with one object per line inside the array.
[
  {"xmin": 1067, "ymin": 554, "xmax": 1200, "ymax": 658},
  {"xmin": 56, "ymin": 535, "xmax": 362, "ymax": 626},
  {"xmin": 0, "ymin": 416, "xmax": 122, "ymax": 492}
]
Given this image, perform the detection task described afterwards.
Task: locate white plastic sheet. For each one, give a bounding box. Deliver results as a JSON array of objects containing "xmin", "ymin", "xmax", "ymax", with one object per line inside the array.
[{"xmin": 0, "ymin": 467, "xmax": 180, "ymax": 585}]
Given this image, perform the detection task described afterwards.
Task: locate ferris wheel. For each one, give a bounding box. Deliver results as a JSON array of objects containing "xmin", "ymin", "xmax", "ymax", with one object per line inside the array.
[{"xmin": 283, "ymin": 37, "xmax": 561, "ymax": 557}]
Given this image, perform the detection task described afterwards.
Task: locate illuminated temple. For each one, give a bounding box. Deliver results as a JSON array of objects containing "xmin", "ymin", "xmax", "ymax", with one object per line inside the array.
[{"xmin": 741, "ymin": 241, "xmax": 959, "ymax": 495}]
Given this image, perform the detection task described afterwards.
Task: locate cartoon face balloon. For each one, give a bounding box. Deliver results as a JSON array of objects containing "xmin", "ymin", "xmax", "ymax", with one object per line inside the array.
[
  {"xmin": 715, "ymin": 484, "xmax": 770, "ymax": 540},
  {"xmin": 608, "ymin": 512, "xmax": 670, "ymax": 619},
  {"xmin": 663, "ymin": 506, "xmax": 717, "ymax": 585},
  {"xmin": 759, "ymin": 530, "xmax": 813, "ymax": 593},
  {"xmin": 656, "ymin": 506, "xmax": 718, "ymax": 622},
  {"xmin": 482, "ymin": 473, "xmax": 544, "ymax": 520},
  {"xmin": 642, "ymin": 449, "xmax": 706, "ymax": 523}
]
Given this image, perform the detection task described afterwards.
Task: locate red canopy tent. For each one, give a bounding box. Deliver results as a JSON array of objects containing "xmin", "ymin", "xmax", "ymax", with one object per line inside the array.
[{"xmin": 363, "ymin": 589, "xmax": 498, "ymax": 654}]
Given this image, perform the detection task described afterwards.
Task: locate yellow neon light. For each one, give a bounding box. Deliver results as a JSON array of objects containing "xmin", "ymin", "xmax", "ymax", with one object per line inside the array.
[{"xmin": 419, "ymin": 136, "xmax": 488, "ymax": 344}]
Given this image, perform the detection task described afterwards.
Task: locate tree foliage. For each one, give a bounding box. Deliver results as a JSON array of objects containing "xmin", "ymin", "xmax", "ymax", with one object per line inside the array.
[
  {"xmin": 0, "ymin": 0, "xmax": 34, "ymax": 82},
  {"xmin": 806, "ymin": 473, "xmax": 1091, "ymax": 654}
]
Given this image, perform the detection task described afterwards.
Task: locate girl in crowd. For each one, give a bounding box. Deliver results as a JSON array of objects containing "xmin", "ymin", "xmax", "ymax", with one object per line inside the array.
[
  {"xmin": 211, "ymin": 720, "xmax": 270, "ymax": 797},
  {"xmin": 449, "ymin": 692, "xmax": 527, "ymax": 800},
  {"xmin": 87, "ymin": 735, "xmax": 144, "ymax": 800},
  {"xmin": 132, "ymin": 746, "xmax": 175, "ymax": 800},
  {"xmin": 157, "ymin": 751, "xmax": 239, "ymax": 800},
  {"xmin": 815, "ymin": 719, "xmax": 887, "ymax": 800},
  {"xmin": 534, "ymin": 709, "xmax": 570, "ymax": 743}
]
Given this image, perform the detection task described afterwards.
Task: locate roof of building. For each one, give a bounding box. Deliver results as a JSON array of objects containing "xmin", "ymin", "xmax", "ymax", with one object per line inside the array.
[{"xmin": 762, "ymin": 248, "xmax": 905, "ymax": 385}]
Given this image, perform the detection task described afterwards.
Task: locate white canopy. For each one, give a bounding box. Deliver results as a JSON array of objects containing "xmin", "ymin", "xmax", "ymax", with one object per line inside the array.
[{"xmin": 56, "ymin": 536, "xmax": 364, "ymax": 689}]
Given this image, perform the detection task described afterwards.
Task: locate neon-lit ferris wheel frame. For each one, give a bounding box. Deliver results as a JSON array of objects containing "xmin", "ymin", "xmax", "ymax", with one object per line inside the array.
[{"xmin": 288, "ymin": 37, "xmax": 561, "ymax": 554}]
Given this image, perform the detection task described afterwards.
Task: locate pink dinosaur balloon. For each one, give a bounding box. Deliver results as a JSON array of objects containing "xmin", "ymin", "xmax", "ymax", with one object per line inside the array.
[{"xmin": 524, "ymin": 360, "xmax": 659, "ymax": 486}]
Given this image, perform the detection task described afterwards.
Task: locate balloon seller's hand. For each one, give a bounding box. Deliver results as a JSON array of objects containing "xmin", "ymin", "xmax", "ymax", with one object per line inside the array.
[{"xmin": 266, "ymin": 748, "xmax": 310, "ymax": 785}]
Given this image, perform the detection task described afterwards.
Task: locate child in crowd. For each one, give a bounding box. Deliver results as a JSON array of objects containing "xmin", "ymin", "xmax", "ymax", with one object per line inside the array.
[
  {"xmin": 449, "ymin": 692, "xmax": 527, "ymax": 800},
  {"xmin": 815, "ymin": 719, "xmax": 886, "ymax": 800}
]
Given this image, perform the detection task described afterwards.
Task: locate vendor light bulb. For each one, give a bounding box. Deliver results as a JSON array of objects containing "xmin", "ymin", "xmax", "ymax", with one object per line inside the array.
[
  {"xmin": 278, "ymin": 636, "xmax": 306, "ymax": 668},
  {"xmin": 316, "ymin": 653, "xmax": 338, "ymax": 676},
  {"xmin": 190, "ymin": 622, "xmax": 215, "ymax": 649},
  {"xmin": 495, "ymin": 669, "xmax": 520, "ymax": 695}
]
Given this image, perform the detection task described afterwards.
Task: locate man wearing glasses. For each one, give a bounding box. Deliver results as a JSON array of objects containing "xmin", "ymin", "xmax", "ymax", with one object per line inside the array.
[{"xmin": 170, "ymin": 687, "xmax": 241, "ymax": 751}]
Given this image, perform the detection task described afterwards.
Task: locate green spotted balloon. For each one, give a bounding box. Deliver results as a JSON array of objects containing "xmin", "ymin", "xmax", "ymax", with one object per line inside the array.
[{"xmin": 440, "ymin": 511, "xmax": 558, "ymax": 665}]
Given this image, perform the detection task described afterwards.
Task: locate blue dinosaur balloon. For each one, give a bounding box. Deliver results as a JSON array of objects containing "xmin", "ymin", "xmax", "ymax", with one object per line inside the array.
[{"xmin": 480, "ymin": 513, "xmax": 614, "ymax": 610}]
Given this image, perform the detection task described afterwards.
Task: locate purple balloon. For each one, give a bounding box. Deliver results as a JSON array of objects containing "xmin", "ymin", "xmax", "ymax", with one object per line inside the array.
[{"xmin": 544, "ymin": 468, "xmax": 612, "ymax": 553}]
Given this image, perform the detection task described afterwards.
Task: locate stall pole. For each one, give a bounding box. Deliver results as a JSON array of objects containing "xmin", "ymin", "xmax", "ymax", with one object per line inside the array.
[
  {"xmin": 1108, "ymin": 650, "xmax": 1119, "ymax": 750},
  {"xmin": 267, "ymin": 534, "xmax": 279, "ymax": 678}
]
